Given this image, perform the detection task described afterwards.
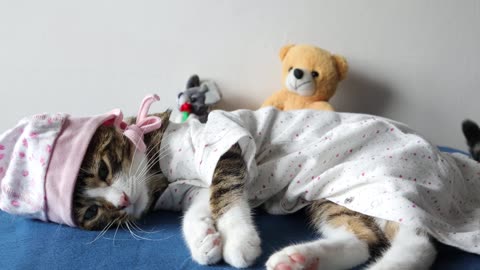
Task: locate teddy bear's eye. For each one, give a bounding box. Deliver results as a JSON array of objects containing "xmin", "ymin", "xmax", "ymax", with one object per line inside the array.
[
  {"xmin": 311, "ymin": 71, "xmax": 319, "ymax": 78},
  {"xmin": 288, "ymin": 67, "xmax": 293, "ymax": 72}
]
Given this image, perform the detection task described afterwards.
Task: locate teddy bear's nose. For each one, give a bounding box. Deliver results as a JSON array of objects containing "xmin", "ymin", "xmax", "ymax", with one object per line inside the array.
[{"xmin": 293, "ymin": 69, "xmax": 304, "ymax": 79}]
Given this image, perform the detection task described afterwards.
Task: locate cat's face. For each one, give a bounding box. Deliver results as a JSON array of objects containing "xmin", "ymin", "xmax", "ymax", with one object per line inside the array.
[{"xmin": 72, "ymin": 123, "xmax": 164, "ymax": 230}]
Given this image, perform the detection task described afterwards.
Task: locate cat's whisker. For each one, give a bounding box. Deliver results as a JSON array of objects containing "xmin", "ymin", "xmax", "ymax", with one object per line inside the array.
[
  {"xmin": 129, "ymin": 156, "xmax": 162, "ymax": 190},
  {"xmin": 127, "ymin": 134, "xmax": 173, "ymax": 192},
  {"xmin": 130, "ymin": 220, "xmax": 163, "ymax": 234},
  {"xmin": 138, "ymin": 131, "xmax": 177, "ymax": 174},
  {"xmin": 112, "ymin": 222, "xmax": 121, "ymax": 247},
  {"xmin": 155, "ymin": 150, "xmax": 172, "ymax": 163},
  {"xmin": 124, "ymin": 221, "xmax": 140, "ymax": 241},
  {"xmin": 128, "ymin": 124, "xmax": 170, "ymax": 178},
  {"xmin": 136, "ymin": 173, "xmax": 161, "ymax": 187},
  {"xmin": 132, "ymin": 158, "xmax": 156, "ymax": 182},
  {"xmin": 129, "ymin": 221, "xmax": 150, "ymax": 234},
  {"xmin": 132, "ymin": 139, "xmax": 172, "ymax": 180},
  {"xmin": 135, "ymin": 151, "xmax": 171, "ymax": 181},
  {"xmin": 128, "ymin": 156, "xmax": 155, "ymax": 190},
  {"xmin": 129, "ymin": 222, "xmax": 148, "ymax": 233},
  {"xmin": 125, "ymin": 221, "xmax": 148, "ymax": 241},
  {"xmin": 131, "ymin": 131, "xmax": 173, "ymax": 179},
  {"xmin": 86, "ymin": 218, "xmax": 118, "ymax": 245},
  {"xmin": 134, "ymin": 159, "xmax": 162, "ymax": 183},
  {"xmin": 125, "ymin": 221, "xmax": 173, "ymax": 241},
  {"xmin": 130, "ymin": 135, "xmax": 150, "ymax": 179}
]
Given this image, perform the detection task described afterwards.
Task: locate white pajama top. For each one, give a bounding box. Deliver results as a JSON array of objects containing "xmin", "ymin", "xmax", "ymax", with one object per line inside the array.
[{"xmin": 155, "ymin": 107, "xmax": 480, "ymax": 255}]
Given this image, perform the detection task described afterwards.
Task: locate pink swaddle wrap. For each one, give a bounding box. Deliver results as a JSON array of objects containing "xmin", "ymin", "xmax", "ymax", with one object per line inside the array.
[{"xmin": 0, "ymin": 95, "xmax": 162, "ymax": 227}]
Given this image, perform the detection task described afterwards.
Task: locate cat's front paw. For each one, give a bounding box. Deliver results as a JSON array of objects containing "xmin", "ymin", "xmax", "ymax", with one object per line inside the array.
[
  {"xmin": 222, "ymin": 226, "xmax": 262, "ymax": 268},
  {"xmin": 185, "ymin": 217, "xmax": 223, "ymax": 265},
  {"xmin": 266, "ymin": 245, "xmax": 320, "ymax": 270}
]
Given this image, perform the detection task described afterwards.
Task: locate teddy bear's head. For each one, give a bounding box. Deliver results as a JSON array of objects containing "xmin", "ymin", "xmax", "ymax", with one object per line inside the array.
[{"xmin": 279, "ymin": 44, "xmax": 348, "ymax": 100}]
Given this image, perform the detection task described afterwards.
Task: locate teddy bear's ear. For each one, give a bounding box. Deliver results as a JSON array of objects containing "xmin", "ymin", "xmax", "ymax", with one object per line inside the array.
[
  {"xmin": 332, "ymin": 54, "xmax": 348, "ymax": 81},
  {"xmin": 279, "ymin": 44, "xmax": 295, "ymax": 61}
]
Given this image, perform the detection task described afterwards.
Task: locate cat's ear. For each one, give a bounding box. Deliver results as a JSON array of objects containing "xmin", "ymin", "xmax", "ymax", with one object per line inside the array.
[
  {"xmin": 159, "ymin": 110, "xmax": 172, "ymax": 123},
  {"xmin": 186, "ymin": 75, "xmax": 200, "ymax": 89}
]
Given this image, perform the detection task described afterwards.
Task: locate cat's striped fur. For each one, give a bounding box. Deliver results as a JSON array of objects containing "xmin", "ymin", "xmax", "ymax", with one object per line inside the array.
[{"xmin": 73, "ymin": 112, "xmax": 436, "ymax": 270}]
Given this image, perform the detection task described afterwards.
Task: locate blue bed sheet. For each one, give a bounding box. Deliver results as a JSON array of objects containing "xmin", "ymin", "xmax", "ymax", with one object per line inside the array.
[{"xmin": 1, "ymin": 147, "xmax": 479, "ymax": 270}]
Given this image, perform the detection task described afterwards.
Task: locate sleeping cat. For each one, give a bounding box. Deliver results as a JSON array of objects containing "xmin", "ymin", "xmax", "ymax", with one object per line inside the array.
[
  {"xmin": 462, "ymin": 119, "xmax": 480, "ymax": 161},
  {"xmin": 72, "ymin": 109, "xmax": 445, "ymax": 270}
]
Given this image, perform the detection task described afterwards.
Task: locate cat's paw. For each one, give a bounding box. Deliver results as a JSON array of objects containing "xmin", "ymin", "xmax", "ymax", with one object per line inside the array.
[
  {"xmin": 222, "ymin": 226, "xmax": 262, "ymax": 268},
  {"xmin": 185, "ymin": 217, "xmax": 223, "ymax": 265},
  {"xmin": 266, "ymin": 245, "xmax": 320, "ymax": 270}
]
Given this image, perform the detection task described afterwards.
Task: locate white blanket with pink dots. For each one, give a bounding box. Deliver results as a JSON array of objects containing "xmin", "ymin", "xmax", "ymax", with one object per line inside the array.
[
  {"xmin": 0, "ymin": 114, "xmax": 65, "ymax": 221},
  {"xmin": 157, "ymin": 107, "xmax": 480, "ymax": 255}
]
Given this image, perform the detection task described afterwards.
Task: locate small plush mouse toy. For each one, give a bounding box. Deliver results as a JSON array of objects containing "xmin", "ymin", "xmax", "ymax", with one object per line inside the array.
[{"xmin": 176, "ymin": 75, "xmax": 221, "ymax": 123}]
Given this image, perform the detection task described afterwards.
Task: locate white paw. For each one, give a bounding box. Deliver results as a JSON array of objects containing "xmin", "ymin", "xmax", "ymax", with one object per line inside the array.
[
  {"xmin": 222, "ymin": 226, "xmax": 262, "ymax": 268},
  {"xmin": 185, "ymin": 217, "xmax": 223, "ymax": 265},
  {"xmin": 266, "ymin": 244, "xmax": 321, "ymax": 270}
]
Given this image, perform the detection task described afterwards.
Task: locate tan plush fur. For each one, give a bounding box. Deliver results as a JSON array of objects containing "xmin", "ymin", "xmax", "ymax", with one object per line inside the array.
[{"xmin": 262, "ymin": 44, "xmax": 348, "ymax": 111}]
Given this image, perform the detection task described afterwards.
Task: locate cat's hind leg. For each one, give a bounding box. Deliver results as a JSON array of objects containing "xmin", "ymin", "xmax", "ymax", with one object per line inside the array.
[
  {"xmin": 182, "ymin": 188, "xmax": 223, "ymax": 265},
  {"xmin": 266, "ymin": 200, "xmax": 387, "ymax": 270},
  {"xmin": 266, "ymin": 224, "xmax": 370, "ymax": 270},
  {"xmin": 366, "ymin": 222, "xmax": 436, "ymax": 270}
]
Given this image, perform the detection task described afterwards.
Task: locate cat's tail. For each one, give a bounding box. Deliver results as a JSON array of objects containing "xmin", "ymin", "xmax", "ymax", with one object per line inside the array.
[
  {"xmin": 462, "ymin": 119, "xmax": 480, "ymax": 161},
  {"xmin": 366, "ymin": 225, "xmax": 436, "ymax": 270}
]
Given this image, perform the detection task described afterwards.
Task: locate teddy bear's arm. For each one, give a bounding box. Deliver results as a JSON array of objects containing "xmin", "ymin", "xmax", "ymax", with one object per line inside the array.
[
  {"xmin": 305, "ymin": 101, "xmax": 334, "ymax": 111},
  {"xmin": 261, "ymin": 92, "xmax": 285, "ymax": 110}
]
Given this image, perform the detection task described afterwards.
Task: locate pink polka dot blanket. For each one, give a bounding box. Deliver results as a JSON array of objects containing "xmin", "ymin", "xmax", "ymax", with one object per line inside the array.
[{"xmin": 156, "ymin": 107, "xmax": 480, "ymax": 255}]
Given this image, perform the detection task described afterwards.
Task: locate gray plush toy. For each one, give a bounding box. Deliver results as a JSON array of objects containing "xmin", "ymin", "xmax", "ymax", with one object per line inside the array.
[{"xmin": 176, "ymin": 74, "xmax": 222, "ymax": 123}]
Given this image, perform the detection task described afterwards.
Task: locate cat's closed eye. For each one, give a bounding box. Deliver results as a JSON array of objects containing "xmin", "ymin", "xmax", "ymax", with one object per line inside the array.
[
  {"xmin": 84, "ymin": 205, "xmax": 99, "ymax": 221},
  {"xmin": 98, "ymin": 159, "xmax": 109, "ymax": 182}
]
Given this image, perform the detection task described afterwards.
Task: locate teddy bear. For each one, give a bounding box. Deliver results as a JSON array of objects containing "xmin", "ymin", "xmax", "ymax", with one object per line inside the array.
[{"xmin": 261, "ymin": 44, "xmax": 348, "ymax": 111}]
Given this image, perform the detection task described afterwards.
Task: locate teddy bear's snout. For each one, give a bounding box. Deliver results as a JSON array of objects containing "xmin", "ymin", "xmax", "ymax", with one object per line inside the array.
[{"xmin": 293, "ymin": 69, "xmax": 304, "ymax": 79}]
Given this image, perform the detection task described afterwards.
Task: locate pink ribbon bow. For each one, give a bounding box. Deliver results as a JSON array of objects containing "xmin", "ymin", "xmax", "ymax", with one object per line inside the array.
[{"xmin": 112, "ymin": 94, "xmax": 163, "ymax": 153}]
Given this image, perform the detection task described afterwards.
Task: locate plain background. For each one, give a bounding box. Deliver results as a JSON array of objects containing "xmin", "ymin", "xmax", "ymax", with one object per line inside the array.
[{"xmin": 0, "ymin": 0, "xmax": 478, "ymax": 151}]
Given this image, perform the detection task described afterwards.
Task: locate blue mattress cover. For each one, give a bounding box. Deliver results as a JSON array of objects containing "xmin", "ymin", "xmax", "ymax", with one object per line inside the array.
[{"xmin": 0, "ymin": 146, "xmax": 478, "ymax": 270}]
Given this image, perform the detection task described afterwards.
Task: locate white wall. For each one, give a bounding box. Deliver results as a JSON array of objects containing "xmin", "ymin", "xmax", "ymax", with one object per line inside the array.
[{"xmin": 0, "ymin": 0, "xmax": 479, "ymax": 150}]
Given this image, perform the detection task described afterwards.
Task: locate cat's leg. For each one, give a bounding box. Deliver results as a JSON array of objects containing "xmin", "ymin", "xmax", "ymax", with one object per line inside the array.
[
  {"xmin": 266, "ymin": 226, "xmax": 371, "ymax": 270},
  {"xmin": 182, "ymin": 187, "xmax": 223, "ymax": 265},
  {"xmin": 210, "ymin": 143, "xmax": 262, "ymax": 268},
  {"xmin": 366, "ymin": 222, "xmax": 436, "ymax": 270},
  {"xmin": 266, "ymin": 200, "xmax": 387, "ymax": 270}
]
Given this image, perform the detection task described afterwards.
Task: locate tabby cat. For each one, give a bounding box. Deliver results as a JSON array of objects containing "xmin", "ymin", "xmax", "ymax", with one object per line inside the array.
[
  {"xmin": 462, "ymin": 119, "xmax": 480, "ymax": 161},
  {"xmin": 72, "ymin": 111, "xmax": 437, "ymax": 270}
]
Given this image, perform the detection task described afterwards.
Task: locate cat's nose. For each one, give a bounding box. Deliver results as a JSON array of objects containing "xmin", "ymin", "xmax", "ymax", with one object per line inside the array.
[{"xmin": 119, "ymin": 192, "xmax": 130, "ymax": 209}]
